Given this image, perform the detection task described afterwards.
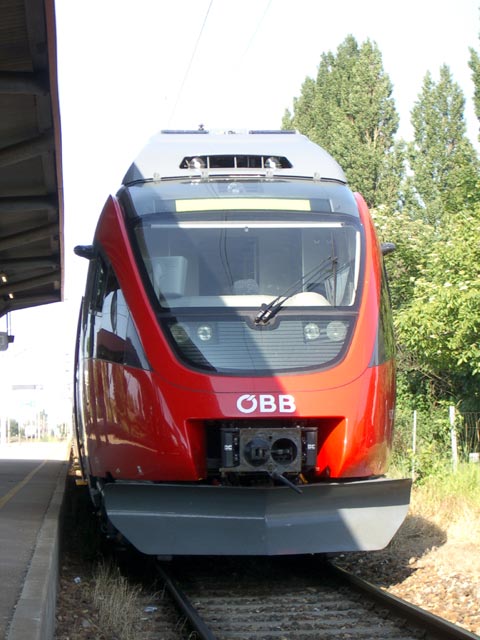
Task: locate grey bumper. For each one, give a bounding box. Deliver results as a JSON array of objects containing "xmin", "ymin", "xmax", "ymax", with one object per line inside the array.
[{"xmin": 103, "ymin": 477, "xmax": 411, "ymax": 556}]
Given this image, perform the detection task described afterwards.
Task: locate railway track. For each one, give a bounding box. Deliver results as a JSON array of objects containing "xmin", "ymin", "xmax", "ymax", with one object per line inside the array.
[{"xmin": 155, "ymin": 556, "xmax": 479, "ymax": 640}]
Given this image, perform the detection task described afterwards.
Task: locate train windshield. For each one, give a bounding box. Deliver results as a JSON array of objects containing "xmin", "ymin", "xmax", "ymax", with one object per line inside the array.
[
  {"xmin": 128, "ymin": 181, "xmax": 364, "ymax": 374},
  {"xmin": 135, "ymin": 219, "xmax": 360, "ymax": 308}
]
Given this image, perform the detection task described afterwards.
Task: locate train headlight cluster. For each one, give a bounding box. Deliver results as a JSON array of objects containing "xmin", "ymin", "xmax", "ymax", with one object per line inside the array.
[
  {"xmin": 326, "ymin": 321, "xmax": 348, "ymax": 342},
  {"xmin": 303, "ymin": 322, "xmax": 321, "ymax": 341},
  {"xmin": 170, "ymin": 322, "xmax": 216, "ymax": 345},
  {"xmin": 197, "ymin": 324, "xmax": 214, "ymax": 342},
  {"xmin": 170, "ymin": 323, "xmax": 189, "ymax": 344},
  {"xmin": 303, "ymin": 321, "xmax": 349, "ymax": 343}
]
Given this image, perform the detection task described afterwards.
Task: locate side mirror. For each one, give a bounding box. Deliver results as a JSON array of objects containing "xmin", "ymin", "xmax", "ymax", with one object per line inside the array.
[
  {"xmin": 381, "ymin": 242, "xmax": 396, "ymax": 256},
  {"xmin": 74, "ymin": 245, "xmax": 95, "ymax": 260}
]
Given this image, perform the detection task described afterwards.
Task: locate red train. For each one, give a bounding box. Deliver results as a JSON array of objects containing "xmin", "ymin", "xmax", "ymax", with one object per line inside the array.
[{"xmin": 73, "ymin": 130, "xmax": 411, "ymax": 555}]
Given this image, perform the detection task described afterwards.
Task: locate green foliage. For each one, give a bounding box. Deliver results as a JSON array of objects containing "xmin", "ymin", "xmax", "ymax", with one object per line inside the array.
[
  {"xmin": 414, "ymin": 461, "xmax": 480, "ymax": 514},
  {"xmin": 284, "ymin": 35, "xmax": 402, "ymax": 209},
  {"xmin": 440, "ymin": 462, "xmax": 480, "ymax": 500},
  {"xmin": 281, "ymin": 108, "xmax": 294, "ymax": 130},
  {"xmin": 393, "ymin": 209, "xmax": 480, "ymax": 402},
  {"xmin": 469, "ymin": 45, "xmax": 480, "ymax": 137},
  {"xmin": 413, "ymin": 441, "xmax": 451, "ymax": 483},
  {"xmin": 371, "ymin": 206, "xmax": 435, "ymax": 310},
  {"xmin": 390, "ymin": 398, "xmax": 455, "ymax": 482},
  {"xmin": 408, "ymin": 66, "xmax": 480, "ymax": 225},
  {"xmin": 373, "ymin": 188, "xmax": 480, "ymax": 407},
  {"xmin": 8, "ymin": 419, "xmax": 19, "ymax": 438}
]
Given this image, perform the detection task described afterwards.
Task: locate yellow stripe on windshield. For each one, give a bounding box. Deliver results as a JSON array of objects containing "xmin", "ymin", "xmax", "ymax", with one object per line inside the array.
[{"xmin": 175, "ymin": 198, "xmax": 311, "ymax": 212}]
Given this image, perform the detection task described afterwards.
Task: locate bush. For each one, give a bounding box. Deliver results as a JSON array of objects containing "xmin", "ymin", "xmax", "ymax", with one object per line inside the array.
[{"xmin": 391, "ymin": 396, "xmax": 456, "ymax": 482}]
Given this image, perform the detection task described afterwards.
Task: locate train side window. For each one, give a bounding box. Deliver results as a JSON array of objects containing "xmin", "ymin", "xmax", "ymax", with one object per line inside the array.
[
  {"xmin": 93, "ymin": 261, "xmax": 123, "ymax": 363},
  {"xmin": 91, "ymin": 257, "xmax": 108, "ymax": 313},
  {"xmin": 379, "ymin": 262, "xmax": 395, "ymax": 360},
  {"xmin": 371, "ymin": 262, "xmax": 395, "ymax": 365},
  {"xmin": 81, "ymin": 259, "xmax": 99, "ymax": 358},
  {"xmin": 124, "ymin": 314, "xmax": 150, "ymax": 369},
  {"xmin": 90, "ymin": 258, "xmax": 150, "ymax": 369}
]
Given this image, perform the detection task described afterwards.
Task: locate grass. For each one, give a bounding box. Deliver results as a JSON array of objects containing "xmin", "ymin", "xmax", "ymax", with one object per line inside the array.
[
  {"xmin": 408, "ymin": 462, "xmax": 480, "ymax": 545},
  {"xmin": 91, "ymin": 562, "xmax": 146, "ymax": 640}
]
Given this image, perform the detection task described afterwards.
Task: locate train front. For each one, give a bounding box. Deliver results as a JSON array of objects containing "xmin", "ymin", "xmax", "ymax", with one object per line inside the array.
[{"xmin": 78, "ymin": 132, "xmax": 411, "ymax": 555}]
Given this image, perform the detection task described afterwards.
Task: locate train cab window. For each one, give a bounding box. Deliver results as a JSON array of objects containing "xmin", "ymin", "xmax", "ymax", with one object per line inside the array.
[
  {"xmin": 134, "ymin": 220, "xmax": 360, "ymax": 310},
  {"xmin": 90, "ymin": 258, "xmax": 149, "ymax": 369}
]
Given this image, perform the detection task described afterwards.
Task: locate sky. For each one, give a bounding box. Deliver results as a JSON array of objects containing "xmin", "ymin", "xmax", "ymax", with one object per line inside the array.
[{"xmin": 1, "ymin": 0, "xmax": 479, "ymax": 426}]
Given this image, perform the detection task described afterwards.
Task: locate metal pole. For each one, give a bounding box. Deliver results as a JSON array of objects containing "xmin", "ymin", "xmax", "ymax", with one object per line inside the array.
[
  {"xmin": 412, "ymin": 410, "xmax": 417, "ymax": 481},
  {"xmin": 449, "ymin": 405, "xmax": 458, "ymax": 473}
]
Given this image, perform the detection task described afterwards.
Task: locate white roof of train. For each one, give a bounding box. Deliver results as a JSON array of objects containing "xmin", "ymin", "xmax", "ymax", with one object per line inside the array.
[{"xmin": 122, "ymin": 130, "xmax": 347, "ymax": 185}]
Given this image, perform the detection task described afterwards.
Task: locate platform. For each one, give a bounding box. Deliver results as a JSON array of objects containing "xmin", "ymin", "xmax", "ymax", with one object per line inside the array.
[{"xmin": 0, "ymin": 441, "xmax": 70, "ymax": 640}]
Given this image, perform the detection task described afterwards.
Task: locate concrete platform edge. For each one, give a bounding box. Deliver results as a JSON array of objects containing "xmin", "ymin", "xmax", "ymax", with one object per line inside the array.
[{"xmin": 7, "ymin": 460, "xmax": 68, "ymax": 640}]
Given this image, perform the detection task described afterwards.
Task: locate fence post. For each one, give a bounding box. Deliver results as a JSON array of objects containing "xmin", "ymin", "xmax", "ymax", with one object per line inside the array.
[
  {"xmin": 449, "ymin": 405, "xmax": 458, "ymax": 473},
  {"xmin": 412, "ymin": 410, "xmax": 417, "ymax": 480}
]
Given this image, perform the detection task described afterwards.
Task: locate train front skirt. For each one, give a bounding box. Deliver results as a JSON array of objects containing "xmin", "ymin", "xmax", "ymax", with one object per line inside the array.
[{"xmin": 103, "ymin": 477, "xmax": 412, "ymax": 556}]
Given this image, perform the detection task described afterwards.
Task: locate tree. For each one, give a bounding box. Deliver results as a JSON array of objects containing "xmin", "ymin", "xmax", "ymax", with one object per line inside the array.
[
  {"xmin": 284, "ymin": 37, "xmax": 480, "ymax": 413},
  {"xmin": 468, "ymin": 42, "xmax": 480, "ymax": 139},
  {"xmin": 283, "ymin": 35, "xmax": 402, "ymax": 209},
  {"xmin": 408, "ymin": 66, "xmax": 479, "ymax": 226},
  {"xmin": 371, "ymin": 206, "xmax": 435, "ymax": 312},
  {"xmin": 394, "ymin": 208, "xmax": 480, "ymax": 407},
  {"xmin": 384, "ymin": 67, "xmax": 480, "ymax": 411}
]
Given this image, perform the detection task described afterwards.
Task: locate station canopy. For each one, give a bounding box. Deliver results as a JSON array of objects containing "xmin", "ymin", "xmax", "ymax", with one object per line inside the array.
[{"xmin": 0, "ymin": 0, "xmax": 63, "ymax": 319}]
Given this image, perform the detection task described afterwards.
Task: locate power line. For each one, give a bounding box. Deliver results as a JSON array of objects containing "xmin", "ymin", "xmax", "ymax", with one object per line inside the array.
[
  {"xmin": 168, "ymin": 0, "xmax": 214, "ymax": 125},
  {"xmin": 241, "ymin": 0, "xmax": 273, "ymax": 59}
]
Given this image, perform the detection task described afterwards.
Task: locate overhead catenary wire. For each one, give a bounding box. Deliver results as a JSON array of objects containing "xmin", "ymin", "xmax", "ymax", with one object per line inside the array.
[
  {"xmin": 241, "ymin": 0, "xmax": 273, "ymax": 59},
  {"xmin": 167, "ymin": 0, "xmax": 274, "ymax": 128},
  {"xmin": 168, "ymin": 0, "xmax": 214, "ymax": 126},
  {"xmin": 220, "ymin": 0, "xmax": 273, "ymax": 122}
]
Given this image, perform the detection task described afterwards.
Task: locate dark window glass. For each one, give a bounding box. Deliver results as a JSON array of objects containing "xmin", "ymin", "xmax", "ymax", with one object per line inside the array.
[
  {"xmin": 89, "ymin": 258, "xmax": 150, "ymax": 369},
  {"xmin": 371, "ymin": 262, "xmax": 395, "ymax": 365}
]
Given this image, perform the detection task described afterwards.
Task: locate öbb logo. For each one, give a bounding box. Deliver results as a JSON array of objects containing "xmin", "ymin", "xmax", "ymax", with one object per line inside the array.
[{"xmin": 236, "ymin": 394, "xmax": 296, "ymax": 414}]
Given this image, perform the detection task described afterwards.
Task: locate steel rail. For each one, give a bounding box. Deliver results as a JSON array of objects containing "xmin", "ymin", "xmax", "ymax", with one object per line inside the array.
[
  {"xmin": 155, "ymin": 560, "xmax": 218, "ymax": 640},
  {"xmin": 327, "ymin": 561, "xmax": 479, "ymax": 640},
  {"xmin": 154, "ymin": 556, "xmax": 478, "ymax": 640}
]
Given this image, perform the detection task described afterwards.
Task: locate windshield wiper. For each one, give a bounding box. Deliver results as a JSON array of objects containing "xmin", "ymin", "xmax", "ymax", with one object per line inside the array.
[{"xmin": 254, "ymin": 256, "xmax": 336, "ymax": 325}]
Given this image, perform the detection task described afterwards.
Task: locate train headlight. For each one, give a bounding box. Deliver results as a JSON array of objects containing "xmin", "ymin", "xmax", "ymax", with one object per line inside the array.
[
  {"xmin": 303, "ymin": 322, "xmax": 321, "ymax": 342},
  {"xmin": 197, "ymin": 324, "xmax": 213, "ymax": 342},
  {"xmin": 326, "ymin": 320, "xmax": 348, "ymax": 342},
  {"xmin": 170, "ymin": 323, "xmax": 189, "ymax": 344}
]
